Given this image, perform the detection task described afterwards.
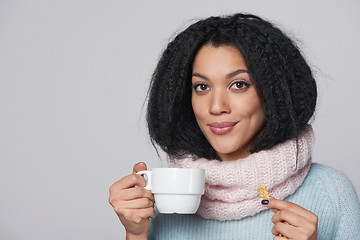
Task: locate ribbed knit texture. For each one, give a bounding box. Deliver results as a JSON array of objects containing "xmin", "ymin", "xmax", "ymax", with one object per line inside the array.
[
  {"xmin": 148, "ymin": 164, "xmax": 360, "ymax": 239},
  {"xmin": 167, "ymin": 126, "xmax": 313, "ymax": 221}
]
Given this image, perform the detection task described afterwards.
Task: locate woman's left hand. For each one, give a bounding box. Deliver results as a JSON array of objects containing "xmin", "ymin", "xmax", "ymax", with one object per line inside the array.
[{"xmin": 262, "ymin": 198, "xmax": 318, "ymax": 240}]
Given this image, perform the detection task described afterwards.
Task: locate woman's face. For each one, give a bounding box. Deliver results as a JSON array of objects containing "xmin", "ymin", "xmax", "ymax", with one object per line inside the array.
[{"xmin": 191, "ymin": 44, "xmax": 265, "ymax": 161}]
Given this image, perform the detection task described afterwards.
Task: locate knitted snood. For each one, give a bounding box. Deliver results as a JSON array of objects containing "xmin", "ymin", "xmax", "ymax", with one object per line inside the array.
[{"xmin": 167, "ymin": 126, "xmax": 313, "ymax": 221}]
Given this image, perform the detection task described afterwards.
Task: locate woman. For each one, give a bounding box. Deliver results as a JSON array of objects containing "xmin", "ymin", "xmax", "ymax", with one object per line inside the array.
[{"xmin": 109, "ymin": 13, "xmax": 360, "ymax": 239}]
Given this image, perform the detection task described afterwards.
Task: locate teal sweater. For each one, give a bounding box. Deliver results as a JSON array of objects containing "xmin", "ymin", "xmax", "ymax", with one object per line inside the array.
[{"xmin": 148, "ymin": 164, "xmax": 360, "ymax": 239}]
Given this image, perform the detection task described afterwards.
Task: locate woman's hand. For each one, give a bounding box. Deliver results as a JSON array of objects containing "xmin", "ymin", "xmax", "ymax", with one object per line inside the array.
[
  {"xmin": 109, "ymin": 162, "xmax": 155, "ymax": 240},
  {"xmin": 262, "ymin": 198, "xmax": 318, "ymax": 240}
]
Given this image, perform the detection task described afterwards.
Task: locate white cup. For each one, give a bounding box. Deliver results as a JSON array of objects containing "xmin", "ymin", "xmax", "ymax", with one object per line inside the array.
[{"xmin": 137, "ymin": 168, "xmax": 205, "ymax": 214}]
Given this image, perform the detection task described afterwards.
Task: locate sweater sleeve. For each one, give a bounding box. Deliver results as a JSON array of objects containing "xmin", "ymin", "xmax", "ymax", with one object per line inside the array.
[{"xmin": 323, "ymin": 166, "xmax": 360, "ymax": 239}]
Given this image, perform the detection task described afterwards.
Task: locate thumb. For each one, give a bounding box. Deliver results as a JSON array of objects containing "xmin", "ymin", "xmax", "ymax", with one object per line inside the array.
[{"xmin": 132, "ymin": 162, "xmax": 147, "ymax": 174}]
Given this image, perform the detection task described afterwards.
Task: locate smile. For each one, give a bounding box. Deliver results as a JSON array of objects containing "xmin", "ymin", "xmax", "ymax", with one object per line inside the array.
[{"xmin": 208, "ymin": 122, "xmax": 238, "ymax": 135}]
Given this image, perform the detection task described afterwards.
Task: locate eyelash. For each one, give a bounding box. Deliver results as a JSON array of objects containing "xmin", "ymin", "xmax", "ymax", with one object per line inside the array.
[
  {"xmin": 230, "ymin": 81, "xmax": 251, "ymax": 91},
  {"xmin": 192, "ymin": 81, "xmax": 251, "ymax": 93},
  {"xmin": 193, "ymin": 83, "xmax": 210, "ymax": 93}
]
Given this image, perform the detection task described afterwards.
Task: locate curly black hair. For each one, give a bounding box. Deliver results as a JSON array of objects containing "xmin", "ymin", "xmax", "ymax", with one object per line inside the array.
[{"xmin": 146, "ymin": 13, "xmax": 317, "ymax": 160}]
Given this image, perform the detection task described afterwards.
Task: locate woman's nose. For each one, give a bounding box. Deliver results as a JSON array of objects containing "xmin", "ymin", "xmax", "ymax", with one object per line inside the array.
[{"xmin": 209, "ymin": 90, "xmax": 231, "ymax": 115}]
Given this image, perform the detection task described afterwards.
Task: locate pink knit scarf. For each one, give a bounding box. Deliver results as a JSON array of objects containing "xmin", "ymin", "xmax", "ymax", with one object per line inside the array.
[{"xmin": 167, "ymin": 126, "xmax": 314, "ymax": 221}]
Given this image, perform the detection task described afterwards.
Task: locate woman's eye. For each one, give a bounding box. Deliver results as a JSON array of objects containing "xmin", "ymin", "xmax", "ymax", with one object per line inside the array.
[
  {"xmin": 194, "ymin": 84, "xmax": 210, "ymax": 92},
  {"xmin": 230, "ymin": 81, "xmax": 250, "ymax": 90}
]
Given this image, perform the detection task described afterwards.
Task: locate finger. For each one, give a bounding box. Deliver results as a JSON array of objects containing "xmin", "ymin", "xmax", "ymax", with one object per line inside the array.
[
  {"xmin": 121, "ymin": 207, "xmax": 156, "ymax": 223},
  {"xmin": 117, "ymin": 197, "xmax": 154, "ymax": 210},
  {"xmin": 273, "ymin": 236, "xmax": 288, "ymax": 240},
  {"xmin": 109, "ymin": 174, "xmax": 146, "ymax": 193},
  {"xmin": 263, "ymin": 198, "xmax": 316, "ymax": 222},
  {"xmin": 120, "ymin": 187, "xmax": 155, "ymax": 202},
  {"xmin": 272, "ymin": 221, "xmax": 296, "ymax": 238},
  {"xmin": 272, "ymin": 209, "xmax": 306, "ymax": 227},
  {"xmin": 133, "ymin": 162, "xmax": 147, "ymax": 174},
  {"xmin": 137, "ymin": 207, "xmax": 156, "ymax": 219},
  {"xmin": 271, "ymin": 208, "xmax": 279, "ymax": 214}
]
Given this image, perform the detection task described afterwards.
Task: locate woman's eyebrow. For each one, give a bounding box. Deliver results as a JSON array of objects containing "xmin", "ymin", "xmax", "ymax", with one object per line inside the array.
[
  {"xmin": 192, "ymin": 72, "xmax": 208, "ymax": 80},
  {"xmin": 226, "ymin": 69, "xmax": 248, "ymax": 79},
  {"xmin": 192, "ymin": 69, "xmax": 248, "ymax": 81}
]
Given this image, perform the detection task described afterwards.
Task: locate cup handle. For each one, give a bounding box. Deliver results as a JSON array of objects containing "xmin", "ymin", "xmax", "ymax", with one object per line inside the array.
[{"xmin": 136, "ymin": 170, "xmax": 152, "ymax": 191}]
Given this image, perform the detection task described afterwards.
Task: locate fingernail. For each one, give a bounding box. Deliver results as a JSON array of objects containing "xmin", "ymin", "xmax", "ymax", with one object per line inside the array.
[{"xmin": 261, "ymin": 199, "xmax": 269, "ymax": 205}]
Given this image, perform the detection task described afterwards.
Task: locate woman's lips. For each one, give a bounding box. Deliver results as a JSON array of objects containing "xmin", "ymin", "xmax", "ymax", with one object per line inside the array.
[{"xmin": 208, "ymin": 122, "xmax": 238, "ymax": 135}]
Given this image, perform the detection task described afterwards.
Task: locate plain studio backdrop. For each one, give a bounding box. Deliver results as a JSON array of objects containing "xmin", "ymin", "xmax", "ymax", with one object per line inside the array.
[{"xmin": 0, "ymin": 0, "xmax": 359, "ymax": 239}]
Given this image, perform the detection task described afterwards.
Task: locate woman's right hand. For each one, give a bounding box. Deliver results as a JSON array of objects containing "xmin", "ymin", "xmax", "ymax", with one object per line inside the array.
[{"xmin": 109, "ymin": 162, "xmax": 156, "ymax": 239}]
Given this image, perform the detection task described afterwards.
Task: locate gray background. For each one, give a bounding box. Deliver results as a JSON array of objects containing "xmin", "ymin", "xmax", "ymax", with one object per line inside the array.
[{"xmin": 1, "ymin": 0, "xmax": 359, "ymax": 239}]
